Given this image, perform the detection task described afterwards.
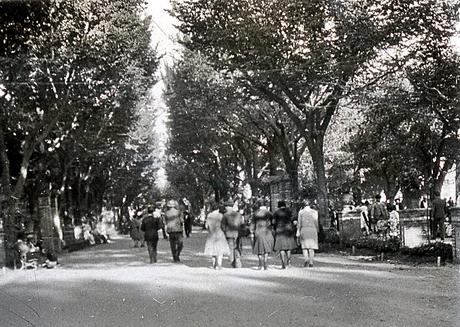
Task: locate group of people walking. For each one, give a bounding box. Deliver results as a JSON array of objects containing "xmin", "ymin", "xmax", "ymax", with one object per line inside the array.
[
  {"xmin": 204, "ymin": 198, "xmax": 319, "ymax": 270},
  {"xmin": 132, "ymin": 197, "xmax": 320, "ymax": 269}
]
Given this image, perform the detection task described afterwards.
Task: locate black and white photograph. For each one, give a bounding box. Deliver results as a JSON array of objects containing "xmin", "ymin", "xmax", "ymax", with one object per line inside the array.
[{"xmin": 0, "ymin": 0, "xmax": 459, "ymax": 326}]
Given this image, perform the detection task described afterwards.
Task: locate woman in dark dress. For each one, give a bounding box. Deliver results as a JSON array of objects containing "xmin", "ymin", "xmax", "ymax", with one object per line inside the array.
[
  {"xmin": 250, "ymin": 201, "xmax": 274, "ymax": 270},
  {"xmin": 273, "ymin": 201, "xmax": 297, "ymax": 269}
]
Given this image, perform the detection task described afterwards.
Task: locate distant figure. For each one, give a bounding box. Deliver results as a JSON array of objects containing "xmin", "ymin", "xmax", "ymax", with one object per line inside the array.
[
  {"xmin": 204, "ymin": 202, "xmax": 230, "ymax": 269},
  {"xmin": 141, "ymin": 206, "xmax": 162, "ymax": 263},
  {"xmin": 420, "ymin": 196, "xmax": 428, "ymax": 209},
  {"xmin": 250, "ymin": 201, "xmax": 274, "ymax": 270},
  {"xmin": 183, "ymin": 209, "xmax": 193, "ymax": 238},
  {"xmin": 358, "ymin": 202, "xmax": 370, "ymax": 235},
  {"xmin": 431, "ymin": 191, "xmax": 446, "ymax": 240},
  {"xmin": 369, "ymin": 194, "xmax": 389, "ymax": 234},
  {"xmin": 273, "ymin": 201, "xmax": 297, "ymax": 269},
  {"xmin": 157, "ymin": 201, "xmax": 168, "ymax": 240},
  {"xmin": 164, "ymin": 200, "xmax": 184, "ymax": 262},
  {"xmin": 388, "ymin": 204, "xmax": 400, "ymax": 237},
  {"xmin": 129, "ymin": 212, "xmax": 144, "ymax": 248},
  {"xmin": 221, "ymin": 201, "xmax": 243, "ymax": 268},
  {"xmin": 447, "ymin": 197, "xmax": 454, "ymax": 223},
  {"xmin": 296, "ymin": 199, "xmax": 319, "ymax": 268}
]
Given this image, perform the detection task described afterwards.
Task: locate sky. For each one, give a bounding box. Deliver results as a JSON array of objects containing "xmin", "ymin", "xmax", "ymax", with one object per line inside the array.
[{"xmin": 145, "ymin": 0, "xmax": 180, "ymax": 191}]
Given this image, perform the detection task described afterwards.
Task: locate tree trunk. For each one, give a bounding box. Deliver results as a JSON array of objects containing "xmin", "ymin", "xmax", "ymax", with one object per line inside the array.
[{"xmin": 306, "ymin": 133, "xmax": 329, "ymax": 227}]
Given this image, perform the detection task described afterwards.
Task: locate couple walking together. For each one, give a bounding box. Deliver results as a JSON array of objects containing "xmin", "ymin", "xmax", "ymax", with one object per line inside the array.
[
  {"xmin": 141, "ymin": 200, "xmax": 184, "ymax": 264},
  {"xmin": 204, "ymin": 201, "xmax": 242, "ymax": 269}
]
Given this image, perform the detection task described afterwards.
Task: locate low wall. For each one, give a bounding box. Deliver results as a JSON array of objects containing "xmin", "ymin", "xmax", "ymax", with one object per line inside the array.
[
  {"xmin": 451, "ymin": 207, "xmax": 460, "ymax": 263},
  {"xmin": 338, "ymin": 209, "xmax": 362, "ymax": 240},
  {"xmin": 399, "ymin": 209, "xmax": 430, "ymax": 248}
]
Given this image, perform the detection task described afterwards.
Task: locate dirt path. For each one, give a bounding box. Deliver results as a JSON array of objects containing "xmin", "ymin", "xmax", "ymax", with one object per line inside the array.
[{"xmin": 0, "ymin": 228, "xmax": 458, "ymax": 327}]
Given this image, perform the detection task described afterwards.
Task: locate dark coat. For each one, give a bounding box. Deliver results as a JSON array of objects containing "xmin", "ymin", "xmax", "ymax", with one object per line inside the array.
[
  {"xmin": 221, "ymin": 207, "xmax": 243, "ymax": 239},
  {"xmin": 431, "ymin": 197, "xmax": 447, "ymax": 220},
  {"xmin": 141, "ymin": 214, "xmax": 162, "ymax": 241}
]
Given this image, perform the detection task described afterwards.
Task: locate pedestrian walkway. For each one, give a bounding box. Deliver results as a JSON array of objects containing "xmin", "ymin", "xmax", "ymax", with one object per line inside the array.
[{"xmin": 0, "ymin": 227, "xmax": 457, "ymax": 327}]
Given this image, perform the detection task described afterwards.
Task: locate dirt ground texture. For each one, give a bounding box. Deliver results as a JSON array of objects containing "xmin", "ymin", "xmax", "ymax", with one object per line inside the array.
[{"xmin": 0, "ymin": 227, "xmax": 458, "ymax": 327}]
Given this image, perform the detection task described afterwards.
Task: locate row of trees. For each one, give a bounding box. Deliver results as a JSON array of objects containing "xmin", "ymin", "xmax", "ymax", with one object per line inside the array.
[
  {"xmin": 0, "ymin": 1, "xmax": 160, "ymax": 265},
  {"xmin": 165, "ymin": 0, "xmax": 460, "ymax": 222}
]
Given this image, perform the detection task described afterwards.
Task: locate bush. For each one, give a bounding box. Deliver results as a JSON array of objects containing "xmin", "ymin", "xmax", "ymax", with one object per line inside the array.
[
  {"xmin": 400, "ymin": 242, "xmax": 453, "ymax": 261},
  {"xmin": 344, "ymin": 237, "xmax": 401, "ymax": 253}
]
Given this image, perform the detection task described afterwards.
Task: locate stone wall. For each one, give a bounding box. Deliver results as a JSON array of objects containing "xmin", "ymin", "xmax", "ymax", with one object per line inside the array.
[
  {"xmin": 399, "ymin": 209, "xmax": 430, "ymax": 248},
  {"xmin": 338, "ymin": 209, "xmax": 362, "ymax": 240}
]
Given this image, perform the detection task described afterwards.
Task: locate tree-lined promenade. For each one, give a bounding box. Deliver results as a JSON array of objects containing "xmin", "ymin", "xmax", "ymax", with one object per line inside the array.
[{"xmin": 1, "ymin": 0, "xmax": 460, "ymax": 267}]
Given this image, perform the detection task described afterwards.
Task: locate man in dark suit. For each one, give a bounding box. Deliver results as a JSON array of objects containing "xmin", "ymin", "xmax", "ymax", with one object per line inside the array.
[
  {"xmin": 431, "ymin": 191, "xmax": 446, "ymax": 240},
  {"xmin": 141, "ymin": 205, "xmax": 162, "ymax": 263}
]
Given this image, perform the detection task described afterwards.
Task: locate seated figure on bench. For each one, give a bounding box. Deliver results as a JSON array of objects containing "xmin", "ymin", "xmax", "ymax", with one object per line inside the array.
[{"xmin": 14, "ymin": 232, "xmax": 38, "ymax": 270}]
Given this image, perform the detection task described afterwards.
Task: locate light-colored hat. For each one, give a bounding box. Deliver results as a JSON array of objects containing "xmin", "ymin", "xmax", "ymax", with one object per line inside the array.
[{"xmin": 167, "ymin": 200, "xmax": 177, "ymax": 208}]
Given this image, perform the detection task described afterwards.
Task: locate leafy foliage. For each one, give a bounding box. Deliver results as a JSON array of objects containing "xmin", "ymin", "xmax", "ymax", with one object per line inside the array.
[{"xmin": 171, "ymin": 0, "xmax": 460, "ymax": 222}]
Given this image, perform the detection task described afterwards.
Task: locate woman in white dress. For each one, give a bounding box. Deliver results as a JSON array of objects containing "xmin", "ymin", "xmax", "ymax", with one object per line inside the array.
[
  {"xmin": 296, "ymin": 199, "xmax": 319, "ymax": 267},
  {"xmin": 204, "ymin": 202, "xmax": 230, "ymax": 269}
]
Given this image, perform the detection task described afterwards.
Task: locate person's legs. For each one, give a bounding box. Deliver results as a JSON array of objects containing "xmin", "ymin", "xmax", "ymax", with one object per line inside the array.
[
  {"xmin": 263, "ymin": 253, "xmax": 269, "ymax": 270},
  {"xmin": 169, "ymin": 234, "xmax": 177, "ymax": 261},
  {"xmin": 280, "ymin": 250, "xmax": 287, "ymax": 269},
  {"xmin": 212, "ymin": 256, "xmax": 217, "ymax": 269},
  {"xmin": 147, "ymin": 241, "xmax": 154, "ymax": 263},
  {"xmin": 234, "ymin": 237, "xmax": 242, "ymax": 268},
  {"xmin": 216, "ymin": 255, "xmax": 223, "ymax": 269},
  {"xmin": 302, "ymin": 249, "xmax": 309, "ymax": 267},
  {"xmin": 152, "ymin": 238, "xmax": 158, "ymax": 262},
  {"xmin": 434, "ymin": 219, "xmax": 445, "ymax": 240},
  {"xmin": 308, "ymin": 249, "xmax": 315, "ymax": 267},
  {"xmin": 286, "ymin": 250, "xmax": 292, "ymax": 267},
  {"xmin": 257, "ymin": 255, "xmax": 263, "ymax": 270},
  {"xmin": 227, "ymin": 238, "xmax": 236, "ymax": 266},
  {"xmin": 175, "ymin": 233, "xmax": 183, "ymax": 260}
]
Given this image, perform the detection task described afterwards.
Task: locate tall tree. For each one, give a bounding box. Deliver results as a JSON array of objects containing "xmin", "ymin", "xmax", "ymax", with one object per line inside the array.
[
  {"xmin": 0, "ymin": 0, "xmax": 158, "ymax": 265},
  {"xmin": 171, "ymin": 0, "xmax": 459, "ymax": 223}
]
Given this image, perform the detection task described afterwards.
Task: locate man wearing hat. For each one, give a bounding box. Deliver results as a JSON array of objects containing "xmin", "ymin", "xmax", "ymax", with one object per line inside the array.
[
  {"xmin": 164, "ymin": 200, "xmax": 184, "ymax": 262},
  {"xmin": 221, "ymin": 200, "xmax": 243, "ymax": 268},
  {"xmin": 141, "ymin": 205, "xmax": 162, "ymax": 263}
]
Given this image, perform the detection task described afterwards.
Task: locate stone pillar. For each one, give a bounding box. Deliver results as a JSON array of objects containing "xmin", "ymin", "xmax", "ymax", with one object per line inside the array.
[
  {"xmin": 450, "ymin": 207, "xmax": 460, "ymax": 263},
  {"xmin": 39, "ymin": 195, "xmax": 54, "ymax": 254},
  {"xmin": 339, "ymin": 209, "xmax": 362, "ymax": 240},
  {"xmin": 399, "ymin": 209, "xmax": 430, "ymax": 248}
]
